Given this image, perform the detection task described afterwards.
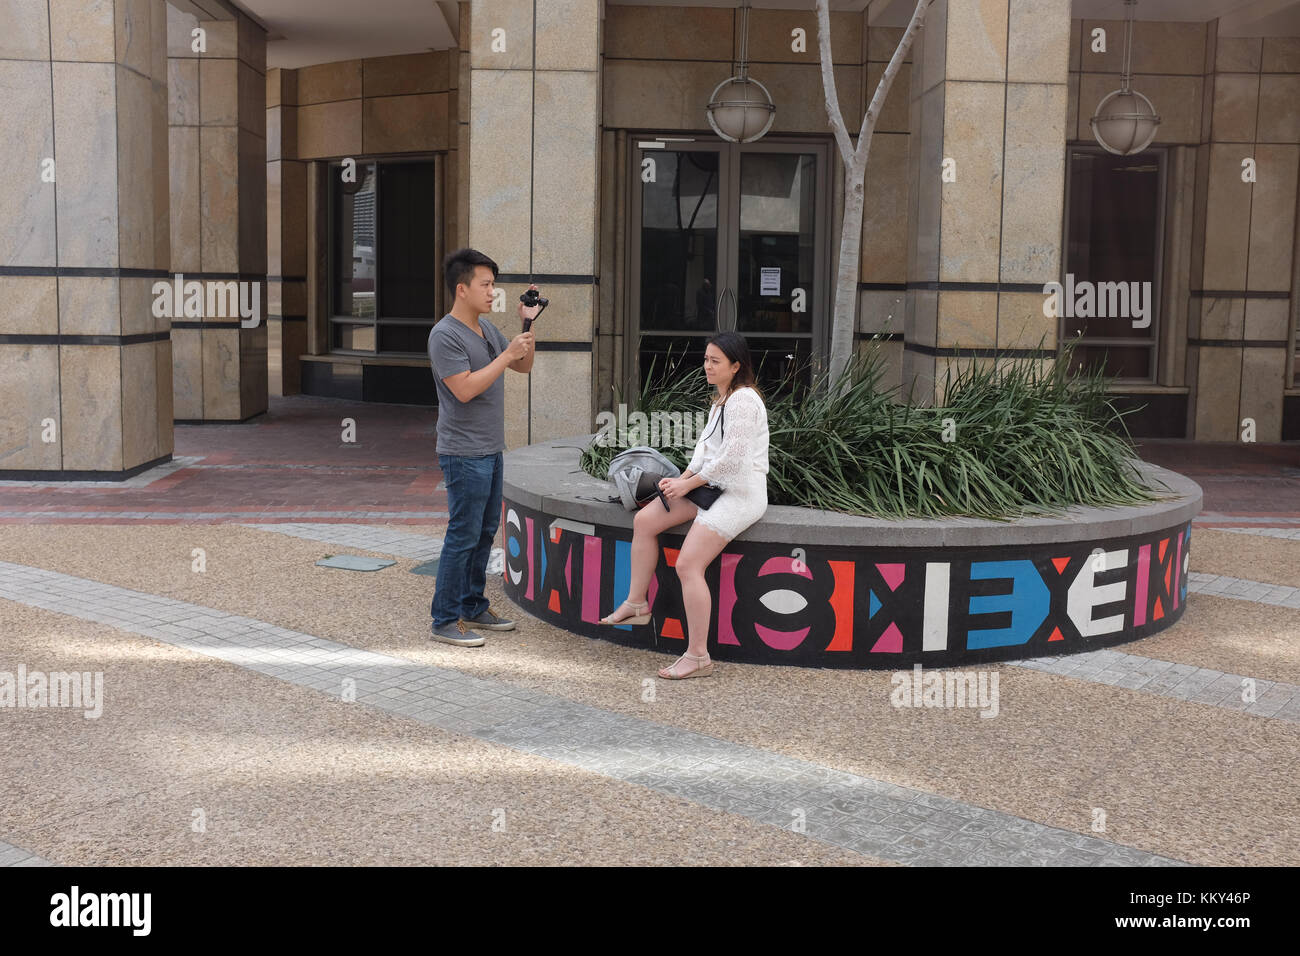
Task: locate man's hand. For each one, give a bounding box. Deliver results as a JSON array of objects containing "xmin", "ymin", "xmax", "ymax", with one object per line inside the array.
[
  {"xmin": 518, "ymin": 283, "xmax": 544, "ymax": 326},
  {"xmin": 506, "ymin": 331, "xmax": 534, "ymax": 363}
]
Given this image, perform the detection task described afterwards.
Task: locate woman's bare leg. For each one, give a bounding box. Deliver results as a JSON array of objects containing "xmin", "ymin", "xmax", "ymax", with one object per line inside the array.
[
  {"xmin": 660, "ymin": 519, "xmax": 730, "ymax": 676},
  {"xmin": 605, "ymin": 498, "xmax": 696, "ymax": 622}
]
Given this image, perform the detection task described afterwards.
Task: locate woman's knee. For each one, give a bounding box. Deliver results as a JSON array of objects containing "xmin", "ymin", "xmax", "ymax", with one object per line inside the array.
[
  {"xmin": 633, "ymin": 507, "xmax": 657, "ymax": 535},
  {"xmin": 675, "ymin": 558, "xmax": 706, "ymax": 581}
]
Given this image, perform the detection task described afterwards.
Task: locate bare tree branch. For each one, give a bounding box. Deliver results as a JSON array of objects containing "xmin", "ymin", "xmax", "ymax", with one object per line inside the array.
[
  {"xmin": 816, "ymin": 0, "xmax": 936, "ymax": 386},
  {"xmin": 815, "ymin": 0, "xmax": 855, "ymax": 168}
]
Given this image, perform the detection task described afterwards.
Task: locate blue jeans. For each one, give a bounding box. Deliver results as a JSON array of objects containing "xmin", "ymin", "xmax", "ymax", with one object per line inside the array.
[{"xmin": 431, "ymin": 452, "xmax": 504, "ymax": 627}]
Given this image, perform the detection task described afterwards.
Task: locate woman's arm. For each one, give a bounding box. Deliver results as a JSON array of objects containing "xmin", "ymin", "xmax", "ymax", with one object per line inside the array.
[{"xmin": 693, "ymin": 389, "xmax": 763, "ymax": 490}]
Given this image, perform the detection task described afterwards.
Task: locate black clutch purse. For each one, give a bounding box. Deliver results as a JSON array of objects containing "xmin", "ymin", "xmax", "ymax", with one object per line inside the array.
[
  {"xmin": 685, "ymin": 484, "xmax": 723, "ymax": 509},
  {"xmin": 652, "ymin": 481, "xmax": 723, "ymax": 511}
]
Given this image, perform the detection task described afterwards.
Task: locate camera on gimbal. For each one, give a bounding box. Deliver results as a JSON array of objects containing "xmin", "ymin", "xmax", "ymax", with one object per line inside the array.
[{"xmin": 519, "ymin": 287, "xmax": 549, "ymax": 331}]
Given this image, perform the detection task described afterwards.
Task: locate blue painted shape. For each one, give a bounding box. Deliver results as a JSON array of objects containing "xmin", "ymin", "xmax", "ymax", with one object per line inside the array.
[
  {"xmin": 508, "ymin": 536, "xmax": 520, "ymax": 558},
  {"xmin": 869, "ymin": 589, "xmax": 881, "ymax": 619},
  {"xmin": 967, "ymin": 559, "xmax": 1050, "ymax": 650},
  {"xmin": 613, "ymin": 539, "xmax": 632, "ymax": 631}
]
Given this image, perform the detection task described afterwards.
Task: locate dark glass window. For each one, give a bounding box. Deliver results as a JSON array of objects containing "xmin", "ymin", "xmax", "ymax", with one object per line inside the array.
[
  {"xmin": 1063, "ymin": 147, "xmax": 1163, "ymax": 381},
  {"xmin": 329, "ymin": 159, "xmax": 437, "ymax": 355}
]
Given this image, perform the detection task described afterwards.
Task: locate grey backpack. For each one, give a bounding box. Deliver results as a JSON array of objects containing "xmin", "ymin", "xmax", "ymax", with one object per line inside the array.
[{"xmin": 606, "ymin": 446, "xmax": 681, "ymax": 511}]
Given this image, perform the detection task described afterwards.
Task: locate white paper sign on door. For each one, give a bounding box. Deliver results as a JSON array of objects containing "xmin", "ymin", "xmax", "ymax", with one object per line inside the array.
[{"xmin": 759, "ymin": 267, "xmax": 781, "ymax": 296}]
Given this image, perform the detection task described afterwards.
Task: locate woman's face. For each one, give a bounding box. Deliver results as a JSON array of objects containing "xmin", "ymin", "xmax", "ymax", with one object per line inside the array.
[{"xmin": 703, "ymin": 343, "xmax": 740, "ymax": 391}]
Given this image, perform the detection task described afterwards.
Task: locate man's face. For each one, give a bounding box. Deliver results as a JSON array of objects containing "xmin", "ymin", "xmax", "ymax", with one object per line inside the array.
[{"xmin": 459, "ymin": 266, "xmax": 496, "ymax": 315}]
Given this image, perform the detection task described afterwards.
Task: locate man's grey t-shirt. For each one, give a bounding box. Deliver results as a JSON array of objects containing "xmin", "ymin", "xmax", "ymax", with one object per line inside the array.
[{"xmin": 428, "ymin": 314, "xmax": 511, "ymax": 456}]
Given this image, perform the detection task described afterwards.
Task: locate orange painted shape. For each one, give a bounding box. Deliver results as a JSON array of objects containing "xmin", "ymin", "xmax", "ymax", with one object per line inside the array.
[
  {"xmin": 1158, "ymin": 538, "xmax": 1168, "ymax": 562},
  {"xmin": 1051, "ymin": 557, "xmax": 1070, "ymax": 575},
  {"xmin": 662, "ymin": 617, "xmax": 685, "ymax": 640},
  {"xmin": 825, "ymin": 560, "xmax": 855, "ymax": 652},
  {"xmin": 548, "ymin": 591, "xmax": 560, "ymax": 614},
  {"xmin": 1048, "ymin": 627, "xmax": 1064, "ymax": 642},
  {"xmin": 664, "ymin": 547, "xmax": 680, "ymax": 568},
  {"xmin": 1153, "ymin": 596, "xmax": 1164, "ymax": 620}
]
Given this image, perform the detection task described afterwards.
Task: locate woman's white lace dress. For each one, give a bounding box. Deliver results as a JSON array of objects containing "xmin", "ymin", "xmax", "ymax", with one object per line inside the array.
[{"xmin": 685, "ymin": 385, "xmax": 769, "ymax": 541}]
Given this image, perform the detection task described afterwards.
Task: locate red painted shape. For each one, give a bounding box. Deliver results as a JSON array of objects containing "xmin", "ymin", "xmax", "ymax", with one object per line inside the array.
[
  {"xmin": 1051, "ymin": 557, "xmax": 1070, "ymax": 574},
  {"xmin": 1153, "ymin": 596, "xmax": 1164, "ymax": 620},
  {"xmin": 548, "ymin": 591, "xmax": 560, "ymax": 614},
  {"xmin": 660, "ymin": 548, "xmax": 684, "ymax": 639},
  {"xmin": 1048, "ymin": 627, "xmax": 1064, "ymax": 642},
  {"xmin": 1158, "ymin": 537, "xmax": 1168, "ymax": 562},
  {"xmin": 825, "ymin": 560, "xmax": 855, "ymax": 652}
]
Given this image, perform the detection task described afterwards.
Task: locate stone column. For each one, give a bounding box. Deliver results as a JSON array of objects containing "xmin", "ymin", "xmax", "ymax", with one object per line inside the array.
[
  {"xmin": 167, "ymin": 4, "xmax": 267, "ymax": 422},
  {"xmin": 0, "ymin": 0, "xmax": 171, "ymax": 477},
  {"xmin": 1187, "ymin": 32, "xmax": 1299, "ymax": 442},
  {"xmin": 857, "ymin": 19, "xmax": 913, "ymax": 392},
  {"xmin": 467, "ymin": 0, "xmax": 602, "ymax": 449},
  {"xmin": 267, "ymin": 67, "xmax": 306, "ymax": 395},
  {"xmin": 903, "ymin": 0, "xmax": 1071, "ymax": 404}
]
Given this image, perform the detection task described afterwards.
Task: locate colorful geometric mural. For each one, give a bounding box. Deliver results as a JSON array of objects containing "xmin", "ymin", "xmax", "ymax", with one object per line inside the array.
[{"xmin": 501, "ymin": 499, "xmax": 1192, "ymax": 668}]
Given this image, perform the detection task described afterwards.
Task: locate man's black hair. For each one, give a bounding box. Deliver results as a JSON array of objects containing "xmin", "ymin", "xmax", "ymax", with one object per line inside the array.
[{"xmin": 444, "ymin": 248, "xmax": 499, "ymax": 299}]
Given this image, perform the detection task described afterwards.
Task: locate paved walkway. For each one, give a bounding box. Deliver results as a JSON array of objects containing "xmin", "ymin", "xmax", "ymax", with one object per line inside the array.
[{"xmin": 0, "ymin": 395, "xmax": 1296, "ymax": 866}]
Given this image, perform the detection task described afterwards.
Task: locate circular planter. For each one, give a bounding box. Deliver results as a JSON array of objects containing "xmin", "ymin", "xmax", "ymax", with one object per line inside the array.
[{"xmin": 501, "ymin": 437, "xmax": 1202, "ymax": 669}]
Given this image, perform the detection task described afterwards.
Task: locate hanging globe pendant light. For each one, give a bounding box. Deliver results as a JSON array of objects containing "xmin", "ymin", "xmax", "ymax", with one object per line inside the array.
[
  {"xmin": 1090, "ymin": 0, "xmax": 1161, "ymax": 156},
  {"xmin": 706, "ymin": 0, "xmax": 776, "ymax": 143}
]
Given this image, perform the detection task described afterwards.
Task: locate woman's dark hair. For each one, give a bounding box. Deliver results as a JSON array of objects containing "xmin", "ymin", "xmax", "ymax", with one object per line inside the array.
[
  {"xmin": 443, "ymin": 248, "xmax": 499, "ymax": 298},
  {"xmin": 706, "ymin": 331, "xmax": 764, "ymax": 405}
]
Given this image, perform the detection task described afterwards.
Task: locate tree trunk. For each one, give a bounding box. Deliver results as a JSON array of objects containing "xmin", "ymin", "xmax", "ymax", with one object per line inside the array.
[{"xmin": 830, "ymin": 171, "xmax": 867, "ymax": 385}]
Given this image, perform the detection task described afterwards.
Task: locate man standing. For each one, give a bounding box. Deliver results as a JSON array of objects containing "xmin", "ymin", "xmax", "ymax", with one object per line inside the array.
[{"xmin": 428, "ymin": 248, "xmax": 542, "ymax": 646}]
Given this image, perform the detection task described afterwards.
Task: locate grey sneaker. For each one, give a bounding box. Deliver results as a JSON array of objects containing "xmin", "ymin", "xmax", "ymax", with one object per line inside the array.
[
  {"xmin": 431, "ymin": 620, "xmax": 485, "ymax": 647},
  {"xmin": 461, "ymin": 606, "xmax": 515, "ymax": 631}
]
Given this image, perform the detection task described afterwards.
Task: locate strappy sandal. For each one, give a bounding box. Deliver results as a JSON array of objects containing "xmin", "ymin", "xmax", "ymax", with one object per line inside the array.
[
  {"xmin": 600, "ymin": 600, "xmax": 650, "ymax": 626},
  {"xmin": 658, "ymin": 651, "xmax": 714, "ymax": 680}
]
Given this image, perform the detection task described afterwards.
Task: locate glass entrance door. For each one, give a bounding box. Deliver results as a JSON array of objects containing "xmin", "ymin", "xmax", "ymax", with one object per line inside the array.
[{"xmin": 630, "ymin": 138, "xmax": 829, "ymax": 396}]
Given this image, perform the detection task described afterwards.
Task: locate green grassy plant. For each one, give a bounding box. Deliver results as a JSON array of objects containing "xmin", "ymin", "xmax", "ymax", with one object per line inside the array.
[{"xmin": 581, "ymin": 339, "xmax": 1166, "ymax": 520}]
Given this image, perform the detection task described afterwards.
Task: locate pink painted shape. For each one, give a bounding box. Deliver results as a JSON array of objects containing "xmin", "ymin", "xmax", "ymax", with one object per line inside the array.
[
  {"xmin": 564, "ymin": 541, "xmax": 572, "ymax": 591},
  {"xmin": 524, "ymin": 517, "xmax": 535, "ymax": 601},
  {"xmin": 581, "ymin": 536, "xmax": 601, "ymax": 623},
  {"xmin": 1173, "ymin": 530, "xmax": 1183, "ymax": 610},
  {"xmin": 718, "ymin": 552, "xmax": 741, "ymax": 645},
  {"xmin": 755, "ymin": 623, "xmax": 810, "ymax": 651},
  {"xmin": 876, "ymin": 563, "xmax": 905, "ymax": 592},
  {"xmin": 1134, "ymin": 543, "xmax": 1150, "ymax": 627},
  {"xmin": 758, "ymin": 555, "xmax": 812, "ymax": 580},
  {"xmin": 870, "ymin": 621, "xmax": 904, "ymax": 653},
  {"xmin": 648, "ymin": 573, "xmax": 659, "ymax": 610}
]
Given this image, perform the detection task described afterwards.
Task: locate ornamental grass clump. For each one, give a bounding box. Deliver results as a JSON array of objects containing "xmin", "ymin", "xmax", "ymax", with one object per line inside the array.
[{"xmin": 581, "ymin": 341, "xmax": 1165, "ymax": 520}]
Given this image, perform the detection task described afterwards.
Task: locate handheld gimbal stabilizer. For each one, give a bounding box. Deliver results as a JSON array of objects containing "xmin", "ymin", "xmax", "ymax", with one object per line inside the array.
[{"xmin": 519, "ymin": 287, "xmax": 549, "ymax": 332}]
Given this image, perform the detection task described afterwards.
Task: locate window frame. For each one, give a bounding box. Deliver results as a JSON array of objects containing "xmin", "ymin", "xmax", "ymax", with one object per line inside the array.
[
  {"xmin": 326, "ymin": 154, "xmax": 443, "ymax": 357},
  {"xmin": 625, "ymin": 134, "xmax": 833, "ymax": 396}
]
